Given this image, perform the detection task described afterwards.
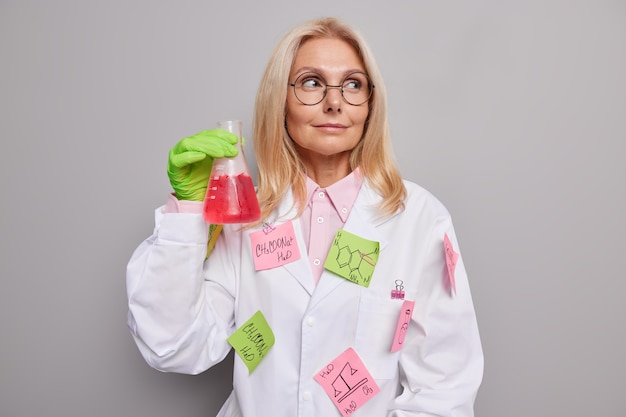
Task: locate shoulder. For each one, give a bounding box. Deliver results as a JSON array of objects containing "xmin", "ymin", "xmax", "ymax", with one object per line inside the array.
[
  {"xmin": 400, "ymin": 179, "xmax": 451, "ymax": 220},
  {"xmin": 357, "ymin": 178, "xmax": 452, "ymax": 226}
]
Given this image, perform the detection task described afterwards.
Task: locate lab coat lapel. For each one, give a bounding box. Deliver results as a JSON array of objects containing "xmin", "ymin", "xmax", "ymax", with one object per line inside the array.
[
  {"xmin": 281, "ymin": 219, "xmax": 315, "ymax": 297},
  {"xmin": 272, "ymin": 190, "xmax": 315, "ymax": 297}
]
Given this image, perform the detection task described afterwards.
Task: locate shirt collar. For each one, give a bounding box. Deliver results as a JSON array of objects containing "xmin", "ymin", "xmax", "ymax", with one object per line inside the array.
[{"xmin": 305, "ymin": 168, "xmax": 364, "ymax": 223}]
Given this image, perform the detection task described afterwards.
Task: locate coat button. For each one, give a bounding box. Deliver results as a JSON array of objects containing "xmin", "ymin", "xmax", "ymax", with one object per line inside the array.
[
  {"xmin": 302, "ymin": 391, "xmax": 312, "ymax": 401},
  {"xmin": 306, "ymin": 317, "xmax": 315, "ymax": 327}
]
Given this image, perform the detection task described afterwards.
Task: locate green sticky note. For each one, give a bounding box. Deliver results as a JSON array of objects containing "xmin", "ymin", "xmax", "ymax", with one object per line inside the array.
[
  {"xmin": 227, "ymin": 310, "xmax": 275, "ymax": 373},
  {"xmin": 324, "ymin": 229, "xmax": 379, "ymax": 287}
]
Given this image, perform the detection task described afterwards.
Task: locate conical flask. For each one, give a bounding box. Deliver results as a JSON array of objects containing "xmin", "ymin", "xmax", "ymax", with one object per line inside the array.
[{"xmin": 203, "ymin": 120, "xmax": 261, "ymax": 224}]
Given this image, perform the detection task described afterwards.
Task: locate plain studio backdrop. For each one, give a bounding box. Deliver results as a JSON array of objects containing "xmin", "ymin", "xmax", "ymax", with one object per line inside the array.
[{"xmin": 1, "ymin": 1, "xmax": 624, "ymax": 416}]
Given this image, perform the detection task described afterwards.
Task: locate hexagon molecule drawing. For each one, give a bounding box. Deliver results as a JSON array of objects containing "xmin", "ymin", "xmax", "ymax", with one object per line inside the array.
[{"xmin": 335, "ymin": 245, "xmax": 377, "ymax": 283}]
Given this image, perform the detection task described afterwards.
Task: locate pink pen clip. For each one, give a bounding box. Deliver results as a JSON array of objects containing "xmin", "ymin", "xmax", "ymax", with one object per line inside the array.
[{"xmin": 262, "ymin": 222, "xmax": 276, "ymax": 235}]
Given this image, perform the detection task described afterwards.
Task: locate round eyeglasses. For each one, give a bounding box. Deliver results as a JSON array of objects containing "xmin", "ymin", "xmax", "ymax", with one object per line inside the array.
[{"xmin": 289, "ymin": 71, "xmax": 374, "ymax": 106}]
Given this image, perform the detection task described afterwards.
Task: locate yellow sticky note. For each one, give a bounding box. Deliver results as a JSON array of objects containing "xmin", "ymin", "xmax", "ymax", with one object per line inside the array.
[
  {"xmin": 206, "ymin": 224, "xmax": 223, "ymax": 259},
  {"xmin": 227, "ymin": 310, "xmax": 275, "ymax": 373},
  {"xmin": 324, "ymin": 229, "xmax": 379, "ymax": 287}
]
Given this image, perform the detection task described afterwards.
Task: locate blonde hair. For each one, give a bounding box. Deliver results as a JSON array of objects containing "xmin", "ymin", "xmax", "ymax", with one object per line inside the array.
[{"xmin": 253, "ymin": 17, "xmax": 406, "ymax": 222}]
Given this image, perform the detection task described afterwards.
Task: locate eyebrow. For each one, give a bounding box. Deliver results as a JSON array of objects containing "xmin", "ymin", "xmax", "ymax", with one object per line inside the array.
[{"xmin": 292, "ymin": 67, "xmax": 366, "ymax": 79}]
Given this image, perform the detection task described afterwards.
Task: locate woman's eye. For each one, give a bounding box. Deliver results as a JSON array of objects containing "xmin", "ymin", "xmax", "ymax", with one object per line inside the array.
[
  {"xmin": 344, "ymin": 80, "xmax": 362, "ymax": 90},
  {"xmin": 301, "ymin": 78, "xmax": 323, "ymax": 88}
]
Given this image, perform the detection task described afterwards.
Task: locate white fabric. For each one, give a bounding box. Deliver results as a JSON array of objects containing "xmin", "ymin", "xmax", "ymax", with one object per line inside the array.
[{"xmin": 126, "ymin": 180, "xmax": 483, "ymax": 417}]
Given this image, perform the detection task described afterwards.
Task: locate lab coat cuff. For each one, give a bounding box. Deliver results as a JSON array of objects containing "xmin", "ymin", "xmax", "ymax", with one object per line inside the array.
[{"xmin": 155, "ymin": 207, "xmax": 209, "ymax": 245}]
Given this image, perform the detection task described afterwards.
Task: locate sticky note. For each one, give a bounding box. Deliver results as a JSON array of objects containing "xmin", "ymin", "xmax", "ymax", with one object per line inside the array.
[
  {"xmin": 314, "ymin": 348, "xmax": 380, "ymax": 416},
  {"xmin": 324, "ymin": 229, "xmax": 379, "ymax": 287},
  {"xmin": 391, "ymin": 300, "xmax": 415, "ymax": 352},
  {"xmin": 443, "ymin": 233, "xmax": 459, "ymax": 295},
  {"xmin": 227, "ymin": 310, "xmax": 275, "ymax": 373},
  {"xmin": 250, "ymin": 221, "xmax": 301, "ymax": 271},
  {"xmin": 206, "ymin": 224, "xmax": 223, "ymax": 259}
]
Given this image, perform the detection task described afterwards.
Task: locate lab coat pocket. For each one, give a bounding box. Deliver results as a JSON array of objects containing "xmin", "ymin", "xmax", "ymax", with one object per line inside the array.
[{"xmin": 354, "ymin": 291, "xmax": 401, "ymax": 380}]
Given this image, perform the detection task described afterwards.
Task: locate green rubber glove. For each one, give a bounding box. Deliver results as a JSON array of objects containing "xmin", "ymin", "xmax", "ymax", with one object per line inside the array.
[{"xmin": 167, "ymin": 129, "xmax": 239, "ymax": 201}]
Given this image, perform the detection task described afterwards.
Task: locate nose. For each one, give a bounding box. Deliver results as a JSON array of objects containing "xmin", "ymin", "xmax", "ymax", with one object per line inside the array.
[{"xmin": 324, "ymin": 85, "xmax": 342, "ymax": 112}]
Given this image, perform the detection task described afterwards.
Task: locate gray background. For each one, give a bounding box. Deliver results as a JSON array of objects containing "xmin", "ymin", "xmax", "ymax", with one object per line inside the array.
[{"xmin": 1, "ymin": 0, "xmax": 624, "ymax": 416}]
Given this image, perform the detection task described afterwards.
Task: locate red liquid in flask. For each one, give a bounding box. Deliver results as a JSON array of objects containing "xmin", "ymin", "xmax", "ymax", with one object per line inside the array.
[{"xmin": 203, "ymin": 173, "xmax": 261, "ymax": 224}]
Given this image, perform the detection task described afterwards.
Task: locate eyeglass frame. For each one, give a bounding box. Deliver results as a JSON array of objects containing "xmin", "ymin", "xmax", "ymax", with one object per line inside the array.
[{"xmin": 288, "ymin": 71, "xmax": 375, "ymax": 106}]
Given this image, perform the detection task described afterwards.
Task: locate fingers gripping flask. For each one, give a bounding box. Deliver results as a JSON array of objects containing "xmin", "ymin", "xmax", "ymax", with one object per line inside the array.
[{"xmin": 203, "ymin": 120, "xmax": 261, "ymax": 224}]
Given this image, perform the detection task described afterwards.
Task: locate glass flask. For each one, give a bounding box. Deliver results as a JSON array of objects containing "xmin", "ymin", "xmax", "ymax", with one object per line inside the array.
[{"xmin": 203, "ymin": 120, "xmax": 261, "ymax": 224}]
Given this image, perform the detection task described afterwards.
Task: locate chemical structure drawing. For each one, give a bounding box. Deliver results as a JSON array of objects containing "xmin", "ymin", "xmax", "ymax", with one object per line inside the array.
[
  {"xmin": 332, "ymin": 361, "xmax": 368, "ymax": 403},
  {"xmin": 334, "ymin": 245, "xmax": 377, "ymax": 282}
]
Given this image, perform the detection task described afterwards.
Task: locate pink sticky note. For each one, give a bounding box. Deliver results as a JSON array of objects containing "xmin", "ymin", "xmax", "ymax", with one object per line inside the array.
[
  {"xmin": 391, "ymin": 300, "xmax": 415, "ymax": 352},
  {"xmin": 314, "ymin": 348, "xmax": 380, "ymax": 416},
  {"xmin": 250, "ymin": 221, "xmax": 301, "ymax": 271},
  {"xmin": 443, "ymin": 233, "xmax": 459, "ymax": 295}
]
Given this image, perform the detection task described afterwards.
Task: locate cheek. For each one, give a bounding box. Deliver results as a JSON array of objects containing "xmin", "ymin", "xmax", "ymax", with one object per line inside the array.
[
  {"xmin": 285, "ymin": 112, "xmax": 301, "ymax": 134},
  {"xmin": 352, "ymin": 108, "xmax": 369, "ymax": 132},
  {"xmin": 358, "ymin": 106, "xmax": 370, "ymax": 124},
  {"xmin": 286, "ymin": 103, "xmax": 314, "ymax": 130}
]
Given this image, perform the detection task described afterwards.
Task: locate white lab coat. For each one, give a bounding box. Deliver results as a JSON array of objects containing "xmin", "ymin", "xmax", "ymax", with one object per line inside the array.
[{"xmin": 126, "ymin": 179, "xmax": 483, "ymax": 417}]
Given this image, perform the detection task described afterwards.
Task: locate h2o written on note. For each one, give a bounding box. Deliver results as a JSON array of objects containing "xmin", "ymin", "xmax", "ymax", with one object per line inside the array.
[
  {"xmin": 240, "ymin": 322, "xmax": 271, "ymax": 360},
  {"xmin": 228, "ymin": 311, "xmax": 275, "ymax": 373},
  {"xmin": 255, "ymin": 235, "xmax": 295, "ymax": 262},
  {"xmin": 250, "ymin": 221, "xmax": 301, "ymax": 271}
]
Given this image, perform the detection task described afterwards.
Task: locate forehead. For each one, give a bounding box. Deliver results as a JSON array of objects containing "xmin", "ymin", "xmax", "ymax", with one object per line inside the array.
[{"xmin": 291, "ymin": 37, "xmax": 364, "ymax": 76}]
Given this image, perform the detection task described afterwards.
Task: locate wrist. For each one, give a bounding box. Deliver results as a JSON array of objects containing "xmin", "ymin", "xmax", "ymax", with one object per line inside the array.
[{"xmin": 164, "ymin": 193, "xmax": 204, "ymax": 214}]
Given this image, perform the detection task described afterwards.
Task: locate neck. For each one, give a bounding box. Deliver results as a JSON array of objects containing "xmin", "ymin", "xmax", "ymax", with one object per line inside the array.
[{"xmin": 301, "ymin": 152, "xmax": 352, "ymax": 187}]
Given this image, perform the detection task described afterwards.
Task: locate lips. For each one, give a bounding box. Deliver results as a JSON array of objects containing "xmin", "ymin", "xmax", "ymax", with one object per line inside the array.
[
  {"xmin": 314, "ymin": 123, "xmax": 348, "ymax": 132},
  {"xmin": 315, "ymin": 123, "xmax": 346, "ymax": 128}
]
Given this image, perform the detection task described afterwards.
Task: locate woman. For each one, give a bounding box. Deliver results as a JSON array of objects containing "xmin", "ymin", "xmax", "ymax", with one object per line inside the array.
[{"xmin": 127, "ymin": 17, "xmax": 483, "ymax": 417}]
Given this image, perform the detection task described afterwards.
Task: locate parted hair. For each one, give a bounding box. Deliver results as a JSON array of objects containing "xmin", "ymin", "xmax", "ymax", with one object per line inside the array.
[{"xmin": 253, "ymin": 17, "xmax": 406, "ymax": 222}]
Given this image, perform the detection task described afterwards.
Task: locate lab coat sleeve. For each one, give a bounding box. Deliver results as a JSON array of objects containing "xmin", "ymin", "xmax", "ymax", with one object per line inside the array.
[
  {"xmin": 390, "ymin": 210, "xmax": 483, "ymax": 417},
  {"xmin": 126, "ymin": 206, "xmax": 236, "ymax": 374}
]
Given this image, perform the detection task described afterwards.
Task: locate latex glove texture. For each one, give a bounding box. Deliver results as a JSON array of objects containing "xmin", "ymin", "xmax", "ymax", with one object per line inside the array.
[{"xmin": 167, "ymin": 129, "xmax": 238, "ymax": 201}]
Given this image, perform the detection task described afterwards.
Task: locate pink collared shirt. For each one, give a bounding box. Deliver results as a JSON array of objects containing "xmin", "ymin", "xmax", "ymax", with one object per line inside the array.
[
  {"xmin": 301, "ymin": 169, "xmax": 364, "ymax": 283},
  {"xmin": 164, "ymin": 169, "xmax": 364, "ymax": 284}
]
